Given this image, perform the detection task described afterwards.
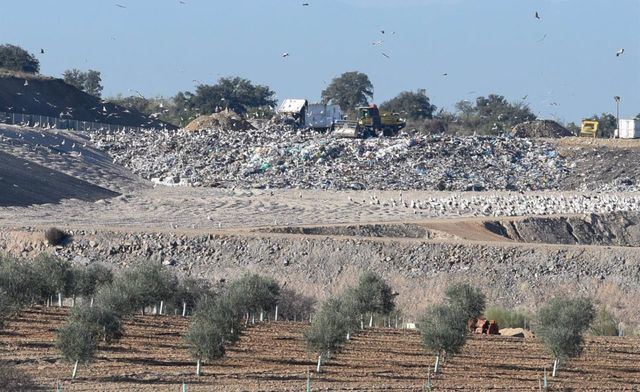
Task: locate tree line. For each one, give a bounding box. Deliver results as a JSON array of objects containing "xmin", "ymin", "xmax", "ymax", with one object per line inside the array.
[{"xmin": 3, "ymin": 43, "xmax": 636, "ymax": 134}]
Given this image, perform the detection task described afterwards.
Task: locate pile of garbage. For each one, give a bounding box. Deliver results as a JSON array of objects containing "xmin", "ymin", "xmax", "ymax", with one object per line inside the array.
[
  {"xmin": 185, "ymin": 110, "xmax": 254, "ymax": 132},
  {"xmin": 511, "ymin": 120, "xmax": 574, "ymax": 138},
  {"xmin": 91, "ymin": 125, "xmax": 568, "ymax": 190}
]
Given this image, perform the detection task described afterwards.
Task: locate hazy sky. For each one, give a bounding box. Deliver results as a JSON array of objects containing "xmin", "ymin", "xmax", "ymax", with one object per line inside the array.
[{"xmin": 2, "ymin": 0, "xmax": 638, "ymax": 122}]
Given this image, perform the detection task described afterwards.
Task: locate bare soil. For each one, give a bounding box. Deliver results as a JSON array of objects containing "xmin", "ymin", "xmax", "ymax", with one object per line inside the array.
[{"xmin": 2, "ymin": 307, "xmax": 639, "ymax": 391}]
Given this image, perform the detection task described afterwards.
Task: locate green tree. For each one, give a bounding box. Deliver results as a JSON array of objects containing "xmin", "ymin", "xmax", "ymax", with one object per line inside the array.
[
  {"xmin": 119, "ymin": 262, "xmax": 176, "ymax": 315},
  {"xmin": 444, "ymin": 283, "xmax": 486, "ymax": 322},
  {"xmin": 536, "ymin": 296, "xmax": 596, "ymax": 377},
  {"xmin": 453, "ymin": 94, "xmax": 536, "ymax": 135},
  {"xmin": 0, "ymin": 256, "xmax": 41, "ymax": 308},
  {"xmin": 56, "ymin": 320, "xmax": 98, "ymax": 379},
  {"xmin": 380, "ymin": 89, "xmax": 436, "ymax": 120},
  {"xmin": 276, "ymin": 287, "xmax": 316, "ymax": 321},
  {"xmin": 73, "ymin": 263, "xmax": 114, "ymax": 300},
  {"xmin": 589, "ymin": 307, "xmax": 619, "ymax": 336},
  {"xmin": 348, "ymin": 271, "xmax": 396, "ymax": 326},
  {"xmin": 419, "ymin": 304, "xmax": 468, "ymax": 373},
  {"xmin": 68, "ymin": 304, "xmax": 123, "ymax": 343},
  {"xmin": 30, "ymin": 254, "xmax": 75, "ymax": 305},
  {"xmin": 183, "ymin": 77, "xmax": 276, "ymax": 116},
  {"xmin": 62, "ymin": 69, "xmax": 103, "ymax": 97},
  {"xmin": 0, "ymin": 44, "xmax": 39, "ymax": 73},
  {"xmin": 228, "ymin": 273, "xmax": 280, "ymax": 318},
  {"xmin": 185, "ymin": 318, "xmax": 226, "ymax": 376},
  {"xmin": 172, "ymin": 277, "xmax": 211, "ymax": 317},
  {"xmin": 304, "ymin": 296, "xmax": 354, "ymax": 372},
  {"xmin": 321, "ymin": 71, "xmax": 374, "ymax": 112}
]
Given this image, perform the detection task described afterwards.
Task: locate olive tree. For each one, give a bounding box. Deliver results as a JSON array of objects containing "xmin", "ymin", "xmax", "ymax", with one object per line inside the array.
[
  {"xmin": 444, "ymin": 282, "xmax": 486, "ymax": 322},
  {"xmin": 304, "ymin": 296, "xmax": 355, "ymax": 373},
  {"xmin": 68, "ymin": 304, "xmax": 123, "ymax": 343},
  {"xmin": 419, "ymin": 304, "xmax": 468, "ymax": 373},
  {"xmin": 276, "ymin": 287, "xmax": 316, "ymax": 321},
  {"xmin": 349, "ymin": 271, "xmax": 396, "ymax": 327},
  {"xmin": 185, "ymin": 317, "xmax": 226, "ymax": 376},
  {"xmin": 119, "ymin": 263, "xmax": 176, "ymax": 315},
  {"xmin": 172, "ymin": 277, "xmax": 211, "ymax": 317},
  {"xmin": 71, "ymin": 263, "xmax": 113, "ymax": 305},
  {"xmin": 56, "ymin": 320, "xmax": 98, "ymax": 379},
  {"xmin": 228, "ymin": 273, "xmax": 280, "ymax": 322},
  {"xmin": 536, "ymin": 296, "xmax": 596, "ymax": 377},
  {"xmin": 30, "ymin": 254, "xmax": 75, "ymax": 307}
]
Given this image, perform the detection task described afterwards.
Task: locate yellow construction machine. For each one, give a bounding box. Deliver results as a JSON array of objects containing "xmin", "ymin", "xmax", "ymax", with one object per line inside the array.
[
  {"xmin": 579, "ymin": 120, "xmax": 599, "ymax": 138},
  {"xmin": 334, "ymin": 105, "xmax": 405, "ymax": 138}
]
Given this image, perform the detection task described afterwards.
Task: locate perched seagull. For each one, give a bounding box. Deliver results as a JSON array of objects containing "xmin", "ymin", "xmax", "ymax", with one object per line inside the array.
[
  {"xmin": 535, "ymin": 11, "xmax": 541, "ymax": 19},
  {"xmin": 282, "ymin": 52, "xmax": 289, "ymax": 58},
  {"xmin": 616, "ymin": 48, "xmax": 625, "ymax": 57}
]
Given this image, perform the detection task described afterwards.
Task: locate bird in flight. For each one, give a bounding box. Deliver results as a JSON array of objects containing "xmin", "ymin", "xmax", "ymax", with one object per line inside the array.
[
  {"xmin": 616, "ymin": 48, "xmax": 625, "ymax": 57},
  {"xmin": 535, "ymin": 11, "xmax": 541, "ymax": 19},
  {"xmin": 282, "ymin": 52, "xmax": 289, "ymax": 58},
  {"xmin": 40, "ymin": 48, "xmax": 45, "ymax": 54},
  {"xmin": 302, "ymin": 2, "xmax": 309, "ymax": 5},
  {"xmin": 115, "ymin": 4, "xmax": 126, "ymax": 8},
  {"xmin": 381, "ymin": 52, "xmax": 390, "ymax": 59}
]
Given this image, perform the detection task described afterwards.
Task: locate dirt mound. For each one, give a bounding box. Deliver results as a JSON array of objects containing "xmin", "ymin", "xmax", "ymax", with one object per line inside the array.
[
  {"xmin": 185, "ymin": 110, "xmax": 254, "ymax": 131},
  {"xmin": 512, "ymin": 120, "xmax": 573, "ymax": 138},
  {"xmin": 499, "ymin": 327, "xmax": 535, "ymax": 338},
  {"xmin": 0, "ymin": 71, "xmax": 175, "ymax": 129}
]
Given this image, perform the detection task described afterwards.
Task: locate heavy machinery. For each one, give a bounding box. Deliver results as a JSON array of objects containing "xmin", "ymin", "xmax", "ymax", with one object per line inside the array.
[
  {"xmin": 579, "ymin": 120, "xmax": 599, "ymax": 138},
  {"xmin": 333, "ymin": 104, "xmax": 405, "ymax": 138}
]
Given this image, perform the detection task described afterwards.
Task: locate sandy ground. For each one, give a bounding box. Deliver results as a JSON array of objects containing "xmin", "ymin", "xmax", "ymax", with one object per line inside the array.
[{"xmin": 1, "ymin": 187, "xmax": 640, "ymax": 233}]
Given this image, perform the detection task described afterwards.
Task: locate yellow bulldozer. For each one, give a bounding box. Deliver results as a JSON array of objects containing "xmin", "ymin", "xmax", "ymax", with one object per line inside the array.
[
  {"xmin": 334, "ymin": 105, "xmax": 405, "ymax": 138},
  {"xmin": 579, "ymin": 120, "xmax": 599, "ymax": 138}
]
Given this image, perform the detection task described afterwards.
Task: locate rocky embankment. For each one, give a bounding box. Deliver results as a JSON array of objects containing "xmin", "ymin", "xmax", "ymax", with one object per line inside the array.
[{"xmin": 3, "ymin": 212, "xmax": 640, "ymax": 324}]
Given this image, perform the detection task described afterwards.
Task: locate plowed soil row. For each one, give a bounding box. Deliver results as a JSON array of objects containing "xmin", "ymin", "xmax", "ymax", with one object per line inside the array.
[{"xmin": 1, "ymin": 307, "xmax": 639, "ymax": 391}]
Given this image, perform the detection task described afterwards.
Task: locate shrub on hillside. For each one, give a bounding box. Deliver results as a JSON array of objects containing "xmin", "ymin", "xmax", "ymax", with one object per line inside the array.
[
  {"xmin": 44, "ymin": 227, "xmax": 68, "ymax": 246},
  {"xmin": 536, "ymin": 296, "xmax": 596, "ymax": 376},
  {"xmin": 589, "ymin": 307, "xmax": 619, "ymax": 337},
  {"xmin": 0, "ymin": 44, "xmax": 40, "ymax": 73}
]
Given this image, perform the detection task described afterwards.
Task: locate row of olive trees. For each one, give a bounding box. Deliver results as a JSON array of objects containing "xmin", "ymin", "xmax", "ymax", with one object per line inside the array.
[
  {"xmin": 418, "ymin": 283, "xmax": 597, "ymax": 383},
  {"xmin": 0, "ymin": 254, "xmax": 113, "ymax": 325},
  {"xmin": 184, "ymin": 274, "xmax": 315, "ymax": 376},
  {"xmin": 55, "ymin": 262, "xmax": 212, "ymax": 379},
  {"xmin": 304, "ymin": 271, "xmax": 396, "ymax": 373}
]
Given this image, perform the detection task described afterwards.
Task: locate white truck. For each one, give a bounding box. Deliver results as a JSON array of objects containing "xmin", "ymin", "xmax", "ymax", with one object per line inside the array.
[{"xmin": 277, "ymin": 99, "xmax": 343, "ymax": 130}]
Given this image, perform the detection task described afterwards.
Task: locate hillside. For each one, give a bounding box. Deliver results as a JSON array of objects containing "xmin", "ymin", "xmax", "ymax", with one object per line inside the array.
[{"xmin": 0, "ymin": 70, "xmax": 176, "ymax": 129}]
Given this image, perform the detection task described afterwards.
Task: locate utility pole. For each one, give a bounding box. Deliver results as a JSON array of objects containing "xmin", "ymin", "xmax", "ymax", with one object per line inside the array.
[{"xmin": 614, "ymin": 96, "xmax": 621, "ymax": 138}]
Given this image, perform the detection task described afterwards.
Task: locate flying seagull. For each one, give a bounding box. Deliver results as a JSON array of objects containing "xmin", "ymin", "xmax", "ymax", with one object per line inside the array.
[
  {"xmin": 40, "ymin": 48, "xmax": 45, "ymax": 54},
  {"xmin": 616, "ymin": 48, "xmax": 625, "ymax": 57},
  {"xmin": 535, "ymin": 11, "xmax": 541, "ymax": 19},
  {"xmin": 115, "ymin": 3, "xmax": 126, "ymax": 8},
  {"xmin": 302, "ymin": 2, "xmax": 309, "ymax": 5},
  {"xmin": 381, "ymin": 52, "xmax": 390, "ymax": 59},
  {"xmin": 282, "ymin": 52, "xmax": 289, "ymax": 58}
]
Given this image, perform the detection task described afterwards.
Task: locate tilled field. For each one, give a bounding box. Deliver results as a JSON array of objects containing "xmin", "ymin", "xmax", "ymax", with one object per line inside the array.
[{"xmin": 1, "ymin": 307, "xmax": 640, "ymax": 391}]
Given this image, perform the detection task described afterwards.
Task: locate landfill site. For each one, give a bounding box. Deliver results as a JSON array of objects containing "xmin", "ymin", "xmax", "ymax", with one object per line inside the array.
[{"xmin": 2, "ymin": 116, "xmax": 640, "ymax": 319}]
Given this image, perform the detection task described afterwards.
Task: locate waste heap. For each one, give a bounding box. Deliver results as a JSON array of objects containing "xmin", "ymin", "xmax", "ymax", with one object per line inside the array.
[
  {"xmin": 185, "ymin": 110, "xmax": 254, "ymax": 132},
  {"xmin": 511, "ymin": 120, "xmax": 574, "ymax": 138},
  {"xmin": 91, "ymin": 125, "xmax": 567, "ymax": 190}
]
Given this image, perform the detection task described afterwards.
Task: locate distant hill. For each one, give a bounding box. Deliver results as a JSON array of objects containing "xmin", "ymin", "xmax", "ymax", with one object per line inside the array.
[{"xmin": 0, "ymin": 70, "xmax": 176, "ymax": 129}]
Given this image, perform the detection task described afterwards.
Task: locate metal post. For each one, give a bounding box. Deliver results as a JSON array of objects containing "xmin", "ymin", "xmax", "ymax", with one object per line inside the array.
[{"xmin": 614, "ymin": 96, "xmax": 621, "ymax": 138}]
